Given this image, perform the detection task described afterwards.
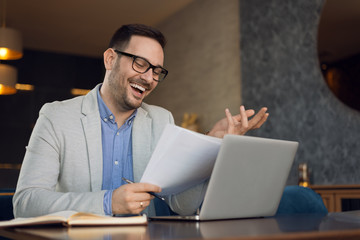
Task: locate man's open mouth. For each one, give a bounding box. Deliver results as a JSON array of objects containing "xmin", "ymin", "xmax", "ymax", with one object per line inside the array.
[{"xmin": 130, "ymin": 83, "xmax": 146, "ymax": 94}]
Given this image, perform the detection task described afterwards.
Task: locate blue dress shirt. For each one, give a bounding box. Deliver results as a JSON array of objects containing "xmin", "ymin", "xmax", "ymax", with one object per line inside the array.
[{"xmin": 97, "ymin": 89, "xmax": 136, "ymax": 215}]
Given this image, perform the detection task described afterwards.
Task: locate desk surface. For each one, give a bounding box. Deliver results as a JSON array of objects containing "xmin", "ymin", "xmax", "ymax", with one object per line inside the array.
[{"xmin": 1, "ymin": 213, "xmax": 360, "ymax": 240}]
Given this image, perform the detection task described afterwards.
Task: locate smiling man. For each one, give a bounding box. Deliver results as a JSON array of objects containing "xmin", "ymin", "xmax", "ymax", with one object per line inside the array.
[
  {"xmin": 101, "ymin": 35, "xmax": 165, "ymax": 127},
  {"xmin": 13, "ymin": 24, "xmax": 268, "ymax": 218}
]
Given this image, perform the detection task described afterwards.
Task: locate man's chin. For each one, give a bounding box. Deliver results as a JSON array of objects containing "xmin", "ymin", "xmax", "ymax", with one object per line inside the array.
[{"xmin": 124, "ymin": 99, "xmax": 143, "ymax": 110}]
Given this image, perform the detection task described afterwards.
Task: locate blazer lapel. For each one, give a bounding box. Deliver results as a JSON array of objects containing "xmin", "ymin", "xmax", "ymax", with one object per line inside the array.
[
  {"xmin": 81, "ymin": 85, "xmax": 103, "ymax": 191},
  {"xmin": 132, "ymin": 106, "xmax": 152, "ymax": 182}
]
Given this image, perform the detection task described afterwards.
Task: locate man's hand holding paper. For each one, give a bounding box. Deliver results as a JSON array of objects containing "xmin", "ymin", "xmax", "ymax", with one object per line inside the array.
[{"xmin": 140, "ymin": 124, "xmax": 221, "ymax": 195}]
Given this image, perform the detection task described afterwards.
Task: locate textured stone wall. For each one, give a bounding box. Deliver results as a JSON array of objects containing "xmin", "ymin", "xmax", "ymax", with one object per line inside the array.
[
  {"xmin": 147, "ymin": 0, "xmax": 242, "ymax": 132},
  {"xmin": 240, "ymin": 0, "xmax": 360, "ymax": 185}
]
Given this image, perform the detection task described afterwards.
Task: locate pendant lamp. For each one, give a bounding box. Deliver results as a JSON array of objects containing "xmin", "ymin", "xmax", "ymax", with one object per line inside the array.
[
  {"xmin": 0, "ymin": 0, "xmax": 22, "ymax": 95},
  {"xmin": 0, "ymin": 27, "xmax": 22, "ymax": 60},
  {"xmin": 0, "ymin": 63, "xmax": 17, "ymax": 95},
  {"xmin": 0, "ymin": 0, "xmax": 22, "ymax": 60}
]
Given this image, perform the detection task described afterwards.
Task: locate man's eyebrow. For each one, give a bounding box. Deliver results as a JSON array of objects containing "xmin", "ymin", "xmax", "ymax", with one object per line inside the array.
[{"xmin": 141, "ymin": 55, "xmax": 164, "ymax": 68}]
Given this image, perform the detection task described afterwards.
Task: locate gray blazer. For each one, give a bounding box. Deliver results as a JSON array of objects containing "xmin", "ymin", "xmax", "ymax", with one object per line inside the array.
[{"xmin": 13, "ymin": 84, "xmax": 207, "ymax": 218}]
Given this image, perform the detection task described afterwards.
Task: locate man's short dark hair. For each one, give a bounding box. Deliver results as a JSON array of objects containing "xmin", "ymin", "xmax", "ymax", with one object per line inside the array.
[{"xmin": 108, "ymin": 24, "xmax": 166, "ymax": 50}]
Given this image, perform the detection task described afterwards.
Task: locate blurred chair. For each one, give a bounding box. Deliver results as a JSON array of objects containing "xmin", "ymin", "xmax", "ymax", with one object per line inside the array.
[
  {"xmin": 0, "ymin": 189, "xmax": 15, "ymax": 220},
  {"xmin": 276, "ymin": 185, "xmax": 328, "ymax": 215}
]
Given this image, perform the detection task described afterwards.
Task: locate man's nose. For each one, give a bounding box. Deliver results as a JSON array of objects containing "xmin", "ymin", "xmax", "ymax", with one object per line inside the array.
[{"xmin": 140, "ymin": 68, "xmax": 154, "ymax": 82}]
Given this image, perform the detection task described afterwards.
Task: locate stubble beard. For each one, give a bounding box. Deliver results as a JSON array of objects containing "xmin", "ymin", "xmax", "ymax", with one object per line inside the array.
[{"xmin": 108, "ymin": 65, "xmax": 142, "ymax": 112}]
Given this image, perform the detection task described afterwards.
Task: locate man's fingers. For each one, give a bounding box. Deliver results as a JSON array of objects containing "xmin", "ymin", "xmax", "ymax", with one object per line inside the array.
[
  {"xmin": 121, "ymin": 183, "xmax": 160, "ymax": 202},
  {"xmin": 129, "ymin": 192, "xmax": 154, "ymax": 202},
  {"xmin": 134, "ymin": 200, "xmax": 151, "ymax": 209},
  {"xmin": 245, "ymin": 109, "xmax": 255, "ymax": 117},
  {"xmin": 233, "ymin": 109, "xmax": 254, "ymax": 122},
  {"xmin": 248, "ymin": 107, "xmax": 267, "ymax": 126},
  {"xmin": 225, "ymin": 108, "xmax": 235, "ymax": 134},
  {"xmin": 240, "ymin": 105, "xmax": 249, "ymax": 128},
  {"xmin": 126, "ymin": 182, "xmax": 161, "ymax": 193},
  {"xmin": 252, "ymin": 113, "xmax": 269, "ymax": 129},
  {"xmin": 225, "ymin": 108, "xmax": 235, "ymax": 125},
  {"xmin": 123, "ymin": 200, "xmax": 151, "ymax": 214},
  {"xmin": 112, "ymin": 183, "xmax": 160, "ymax": 214},
  {"xmin": 208, "ymin": 106, "xmax": 268, "ymax": 139}
]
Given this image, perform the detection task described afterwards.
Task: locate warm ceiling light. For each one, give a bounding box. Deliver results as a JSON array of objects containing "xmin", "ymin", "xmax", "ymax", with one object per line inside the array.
[
  {"xmin": 15, "ymin": 83, "xmax": 34, "ymax": 91},
  {"xmin": 71, "ymin": 88, "xmax": 91, "ymax": 96},
  {"xmin": 0, "ymin": 27, "xmax": 22, "ymax": 60},
  {"xmin": 0, "ymin": 63, "xmax": 17, "ymax": 95},
  {"xmin": 0, "ymin": 0, "xmax": 22, "ymax": 60}
]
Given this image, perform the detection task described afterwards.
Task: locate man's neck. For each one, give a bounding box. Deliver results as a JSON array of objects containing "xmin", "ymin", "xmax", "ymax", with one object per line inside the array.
[
  {"xmin": 113, "ymin": 109, "xmax": 135, "ymax": 128},
  {"xmin": 105, "ymin": 98, "xmax": 135, "ymax": 128},
  {"xmin": 99, "ymin": 89, "xmax": 136, "ymax": 128}
]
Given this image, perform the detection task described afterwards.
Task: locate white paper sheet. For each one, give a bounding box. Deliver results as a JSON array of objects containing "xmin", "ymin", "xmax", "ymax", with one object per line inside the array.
[{"xmin": 140, "ymin": 124, "xmax": 222, "ymax": 195}]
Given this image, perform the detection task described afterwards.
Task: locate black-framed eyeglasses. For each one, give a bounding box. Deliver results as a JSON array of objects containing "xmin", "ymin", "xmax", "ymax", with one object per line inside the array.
[{"xmin": 114, "ymin": 49, "xmax": 168, "ymax": 82}]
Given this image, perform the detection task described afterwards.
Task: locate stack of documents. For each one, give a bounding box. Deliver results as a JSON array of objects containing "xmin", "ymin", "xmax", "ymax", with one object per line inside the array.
[{"xmin": 140, "ymin": 124, "xmax": 222, "ymax": 195}]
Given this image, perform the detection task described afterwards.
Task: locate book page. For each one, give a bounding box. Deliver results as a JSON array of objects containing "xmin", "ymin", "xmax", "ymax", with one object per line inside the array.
[
  {"xmin": 15, "ymin": 226, "xmax": 147, "ymax": 240},
  {"xmin": 67, "ymin": 213, "xmax": 147, "ymax": 226},
  {"xmin": 0, "ymin": 211, "xmax": 147, "ymax": 228},
  {"xmin": 140, "ymin": 124, "xmax": 222, "ymax": 195},
  {"xmin": 0, "ymin": 211, "xmax": 77, "ymax": 228}
]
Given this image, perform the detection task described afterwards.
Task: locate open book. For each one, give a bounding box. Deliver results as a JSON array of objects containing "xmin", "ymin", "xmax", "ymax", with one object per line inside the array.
[
  {"xmin": 0, "ymin": 211, "xmax": 147, "ymax": 228},
  {"xmin": 12, "ymin": 226, "xmax": 147, "ymax": 240}
]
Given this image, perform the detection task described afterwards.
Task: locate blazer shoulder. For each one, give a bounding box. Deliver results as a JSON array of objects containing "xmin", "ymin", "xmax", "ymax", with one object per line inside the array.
[
  {"xmin": 39, "ymin": 96, "xmax": 84, "ymax": 119},
  {"xmin": 39, "ymin": 84, "xmax": 99, "ymax": 119},
  {"xmin": 141, "ymin": 102, "xmax": 172, "ymax": 116},
  {"xmin": 140, "ymin": 102, "xmax": 174, "ymax": 123}
]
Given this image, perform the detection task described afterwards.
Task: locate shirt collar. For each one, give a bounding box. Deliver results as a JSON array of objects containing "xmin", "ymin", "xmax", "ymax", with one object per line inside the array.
[{"xmin": 97, "ymin": 85, "xmax": 137, "ymax": 125}]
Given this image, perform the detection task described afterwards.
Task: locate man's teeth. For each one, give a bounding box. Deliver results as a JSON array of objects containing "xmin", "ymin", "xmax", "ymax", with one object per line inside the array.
[{"xmin": 130, "ymin": 83, "xmax": 145, "ymax": 92}]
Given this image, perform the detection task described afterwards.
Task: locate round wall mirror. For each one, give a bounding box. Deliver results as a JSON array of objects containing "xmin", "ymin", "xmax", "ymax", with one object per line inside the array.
[{"xmin": 318, "ymin": 0, "xmax": 360, "ymax": 111}]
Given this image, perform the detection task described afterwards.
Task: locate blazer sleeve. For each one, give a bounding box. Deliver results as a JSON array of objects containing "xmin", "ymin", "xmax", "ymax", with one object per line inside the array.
[
  {"xmin": 13, "ymin": 103, "xmax": 106, "ymax": 218},
  {"xmin": 167, "ymin": 181, "xmax": 209, "ymax": 215}
]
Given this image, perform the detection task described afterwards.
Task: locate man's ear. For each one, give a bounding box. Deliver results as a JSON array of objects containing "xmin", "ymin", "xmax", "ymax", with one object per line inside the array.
[{"xmin": 104, "ymin": 48, "xmax": 116, "ymax": 70}]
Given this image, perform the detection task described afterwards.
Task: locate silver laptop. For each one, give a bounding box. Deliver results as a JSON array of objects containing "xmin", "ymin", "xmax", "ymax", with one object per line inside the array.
[{"xmin": 150, "ymin": 134, "xmax": 298, "ymax": 221}]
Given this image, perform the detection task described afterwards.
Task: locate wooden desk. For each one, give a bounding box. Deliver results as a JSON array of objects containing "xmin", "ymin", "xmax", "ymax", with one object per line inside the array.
[
  {"xmin": 311, "ymin": 185, "xmax": 360, "ymax": 212},
  {"xmin": 2, "ymin": 213, "xmax": 360, "ymax": 240}
]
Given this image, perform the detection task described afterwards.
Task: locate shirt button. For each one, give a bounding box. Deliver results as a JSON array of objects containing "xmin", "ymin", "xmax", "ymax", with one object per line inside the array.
[
  {"xmin": 104, "ymin": 118, "xmax": 107, "ymax": 122},
  {"xmin": 114, "ymin": 161, "xmax": 118, "ymax": 165},
  {"xmin": 116, "ymin": 132, "xmax": 119, "ymax": 136},
  {"xmin": 109, "ymin": 115, "xmax": 114, "ymax": 120}
]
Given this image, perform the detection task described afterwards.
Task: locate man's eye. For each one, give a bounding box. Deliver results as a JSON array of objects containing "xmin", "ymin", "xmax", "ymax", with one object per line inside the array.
[
  {"xmin": 134, "ymin": 57, "xmax": 149, "ymax": 68},
  {"xmin": 135, "ymin": 61, "xmax": 146, "ymax": 68},
  {"xmin": 153, "ymin": 69, "xmax": 161, "ymax": 76}
]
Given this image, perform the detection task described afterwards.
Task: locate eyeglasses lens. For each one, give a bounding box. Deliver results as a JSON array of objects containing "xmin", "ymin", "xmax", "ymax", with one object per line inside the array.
[{"xmin": 132, "ymin": 57, "xmax": 166, "ymax": 81}]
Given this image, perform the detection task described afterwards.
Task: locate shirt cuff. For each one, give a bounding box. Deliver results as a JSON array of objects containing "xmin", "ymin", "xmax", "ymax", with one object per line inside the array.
[{"xmin": 103, "ymin": 190, "xmax": 114, "ymax": 215}]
